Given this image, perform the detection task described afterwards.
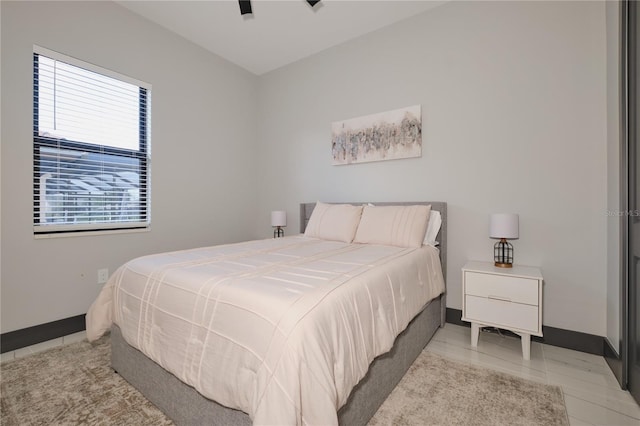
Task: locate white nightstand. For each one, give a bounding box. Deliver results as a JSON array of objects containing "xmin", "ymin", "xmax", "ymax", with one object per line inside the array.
[{"xmin": 461, "ymin": 261, "xmax": 543, "ymax": 360}]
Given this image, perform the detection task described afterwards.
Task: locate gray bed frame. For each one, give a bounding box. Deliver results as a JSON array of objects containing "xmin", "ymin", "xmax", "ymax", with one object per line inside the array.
[{"xmin": 111, "ymin": 201, "xmax": 447, "ymax": 426}]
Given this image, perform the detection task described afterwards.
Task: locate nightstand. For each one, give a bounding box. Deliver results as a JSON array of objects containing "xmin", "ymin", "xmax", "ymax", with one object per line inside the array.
[{"xmin": 461, "ymin": 261, "xmax": 543, "ymax": 360}]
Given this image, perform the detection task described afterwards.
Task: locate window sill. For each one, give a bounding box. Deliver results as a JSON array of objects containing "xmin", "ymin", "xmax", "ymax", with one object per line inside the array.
[{"xmin": 34, "ymin": 227, "xmax": 150, "ymax": 240}]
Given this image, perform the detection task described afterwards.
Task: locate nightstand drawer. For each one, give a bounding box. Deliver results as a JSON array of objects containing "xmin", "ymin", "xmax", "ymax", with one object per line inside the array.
[
  {"xmin": 465, "ymin": 295, "xmax": 539, "ymax": 333},
  {"xmin": 465, "ymin": 272, "xmax": 538, "ymax": 306}
]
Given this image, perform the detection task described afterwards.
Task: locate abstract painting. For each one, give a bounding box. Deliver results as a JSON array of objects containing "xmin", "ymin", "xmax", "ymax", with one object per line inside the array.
[{"xmin": 331, "ymin": 105, "xmax": 422, "ymax": 165}]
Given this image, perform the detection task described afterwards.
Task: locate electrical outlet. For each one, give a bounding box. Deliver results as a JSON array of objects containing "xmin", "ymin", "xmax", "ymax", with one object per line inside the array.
[{"xmin": 97, "ymin": 268, "xmax": 109, "ymax": 284}]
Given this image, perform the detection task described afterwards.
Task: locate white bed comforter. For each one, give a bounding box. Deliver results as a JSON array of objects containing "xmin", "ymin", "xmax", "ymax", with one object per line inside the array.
[{"xmin": 86, "ymin": 236, "xmax": 444, "ymax": 425}]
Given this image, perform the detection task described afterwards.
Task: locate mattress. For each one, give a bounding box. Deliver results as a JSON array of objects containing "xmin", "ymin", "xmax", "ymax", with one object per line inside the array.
[{"xmin": 86, "ymin": 236, "xmax": 445, "ymax": 425}]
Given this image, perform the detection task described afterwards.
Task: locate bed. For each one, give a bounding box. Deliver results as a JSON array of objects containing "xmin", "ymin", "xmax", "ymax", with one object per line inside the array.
[{"xmin": 86, "ymin": 201, "xmax": 447, "ymax": 426}]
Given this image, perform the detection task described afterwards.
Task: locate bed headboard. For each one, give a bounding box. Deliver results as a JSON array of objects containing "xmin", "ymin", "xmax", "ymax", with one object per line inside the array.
[{"xmin": 299, "ymin": 201, "xmax": 447, "ymax": 282}]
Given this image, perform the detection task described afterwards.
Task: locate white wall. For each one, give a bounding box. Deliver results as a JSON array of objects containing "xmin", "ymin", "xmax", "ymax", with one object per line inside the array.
[
  {"xmin": 0, "ymin": 0, "xmax": 614, "ymax": 339},
  {"xmin": 256, "ymin": 0, "xmax": 609, "ymax": 335},
  {"xmin": 0, "ymin": 1, "xmax": 259, "ymax": 333},
  {"xmin": 606, "ymin": 0, "xmax": 621, "ymax": 354}
]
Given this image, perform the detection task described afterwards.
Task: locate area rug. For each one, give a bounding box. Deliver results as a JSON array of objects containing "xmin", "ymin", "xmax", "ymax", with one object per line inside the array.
[
  {"xmin": 370, "ymin": 351, "xmax": 569, "ymax": 426},
  {"xmin": 1, "ymin": 336, "xmax": 569, "ymax": 425},
  {"xmin": 1, "ymin": 336, "xmax": 171, "ymax": 426}
]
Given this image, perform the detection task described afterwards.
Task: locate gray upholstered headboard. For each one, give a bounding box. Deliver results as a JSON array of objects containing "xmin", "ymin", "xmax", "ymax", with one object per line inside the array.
[{"xmin": 299, "ymin": 201, "xmax": 447, "ymax": 282}]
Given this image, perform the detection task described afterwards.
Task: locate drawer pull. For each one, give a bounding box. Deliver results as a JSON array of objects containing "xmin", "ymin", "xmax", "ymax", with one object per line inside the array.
[{"xmin": 488, "ymin": 295, "xmax": 512, "ymax": 302}]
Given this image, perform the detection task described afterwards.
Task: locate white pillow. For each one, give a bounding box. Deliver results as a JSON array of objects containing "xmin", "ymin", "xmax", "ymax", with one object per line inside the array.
[
  {"xmin": 304, "ymin": 202, "xmax": 363, "ymax": 243},
  {"xmin": 353, "ymin": 204, "xmax": 431, "ymax": 248},
  {"xmin": 423, "ymin": 210, "xmax": 442, "ymax": 247}
]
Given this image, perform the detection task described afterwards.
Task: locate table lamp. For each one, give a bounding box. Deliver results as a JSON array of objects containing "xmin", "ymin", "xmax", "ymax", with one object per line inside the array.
[
  {"xmin": 271, "ymin": 210, "xmax": 286, "ymax": 238},
  {"xmin": 489, "ymin": 213, "xmax": 519, "ymax": 268}
]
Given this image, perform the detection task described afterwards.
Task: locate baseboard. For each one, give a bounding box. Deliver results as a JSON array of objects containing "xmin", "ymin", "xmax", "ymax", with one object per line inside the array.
[
  {"xmin": 446, "ymin": 307, "xmax": 467, "ymax": 327},
  {"xmin": 445, "ymin": 308, "xmax": 605, "ymax": 356},
  {"xmin": 604, "ymin": 337, "xmax": 625, "ymax": 388},
  {"xmin": 0, "ymin": 315, "xmax": 86, "ymax": 353},
  {"xmin": 0, "ymin": 309, "xmax": 613, "ymax": 358}
]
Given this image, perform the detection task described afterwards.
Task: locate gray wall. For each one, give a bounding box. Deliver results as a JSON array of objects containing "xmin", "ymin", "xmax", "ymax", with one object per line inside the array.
[
  {"xmin": 0, "ymin": 1, "xmax": 259, "ymax": 333},
  {"xmin": 255, "ymin": 0, "xmax": 609, "ymax": 336}
]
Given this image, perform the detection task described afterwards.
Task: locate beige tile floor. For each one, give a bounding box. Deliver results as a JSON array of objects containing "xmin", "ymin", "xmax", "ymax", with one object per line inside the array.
[{"xmin": 426, "ymin": 324, "xmax": 640, "ymax": 426}]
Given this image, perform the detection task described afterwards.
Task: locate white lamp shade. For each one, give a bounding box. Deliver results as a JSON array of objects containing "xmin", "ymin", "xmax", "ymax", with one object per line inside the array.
[
  {"xmin": 489, "ymin": 213, "xmax": 519, "ymax": 239},
  {"xmin": 271, "ymin": 210, "xmax": 287, "ymax": 227}
]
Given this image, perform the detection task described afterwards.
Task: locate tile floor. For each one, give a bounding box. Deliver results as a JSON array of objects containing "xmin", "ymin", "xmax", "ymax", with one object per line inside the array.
[
  {"xmin": 2, "ymin": 326, "xmax": 639, "ymax": 425},
  {"xmin": 426, "ymin": 324, "xmax": 640, "ymax": 426}
]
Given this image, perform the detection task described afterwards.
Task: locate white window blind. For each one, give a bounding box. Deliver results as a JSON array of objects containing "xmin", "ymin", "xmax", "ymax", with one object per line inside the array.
[{"xmin": 33, "ymin": 47, "xmax": 151, "ymax": 234}]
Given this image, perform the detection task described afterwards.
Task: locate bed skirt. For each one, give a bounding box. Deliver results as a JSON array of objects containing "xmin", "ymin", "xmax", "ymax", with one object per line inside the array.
[{"xmin": 111, "ymin": 293, "xmax": 445, "ymax": 426}]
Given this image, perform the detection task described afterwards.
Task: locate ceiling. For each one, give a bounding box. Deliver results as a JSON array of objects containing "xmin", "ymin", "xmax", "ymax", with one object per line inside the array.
[{"xmin": 116, "ymin": 0, "xmax": 445, "ymax": 76}]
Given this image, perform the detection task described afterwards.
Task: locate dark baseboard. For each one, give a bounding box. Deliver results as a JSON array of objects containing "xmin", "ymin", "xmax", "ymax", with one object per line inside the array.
[
  {"xmin": 604, "ymin": 338, "xmax": 625, "ymax": 389},
  {"xmin": 445, "ymin": 308, "xmax": 605, "ymax": 356},
  {"xmin": 0, "ymin": 309, "xmax": 614, "ymax": 359},
  {"xmin": 446, "ymin": 307, "xmax": 466, "ymax": 326},
  {"xmin": 540, "ymin": 325, "xmax": 604, "ymax": 355},
  {"xmin": 1, "ymin": 314, "xmax": 86, "ymax": 353}
]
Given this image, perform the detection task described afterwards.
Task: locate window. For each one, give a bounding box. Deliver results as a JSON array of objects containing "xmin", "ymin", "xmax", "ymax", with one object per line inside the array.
[{"xmin": 33, "ymin": 47, "xmax": 150, "ymax": 235}]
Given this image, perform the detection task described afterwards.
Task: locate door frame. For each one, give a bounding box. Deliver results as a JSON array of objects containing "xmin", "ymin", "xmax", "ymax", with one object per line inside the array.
[
  {"xmin": 623, "ymin": 0, "xmax": 640, "ymax": 403},
  {"xmin": 621, "ymin": 0, "xmax": 630, "ymax": 392}
]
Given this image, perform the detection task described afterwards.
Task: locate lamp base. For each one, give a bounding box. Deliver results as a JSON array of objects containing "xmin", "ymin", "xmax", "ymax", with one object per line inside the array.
[{"xmin": 494, "ymin": 239, "xmax": 513, "ymax": 268}]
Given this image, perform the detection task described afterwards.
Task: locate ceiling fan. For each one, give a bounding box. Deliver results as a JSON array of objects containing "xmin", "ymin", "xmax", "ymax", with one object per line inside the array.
[{"xmin": 239, "ymin": 0, "xmax": 321, "ymax": 15}]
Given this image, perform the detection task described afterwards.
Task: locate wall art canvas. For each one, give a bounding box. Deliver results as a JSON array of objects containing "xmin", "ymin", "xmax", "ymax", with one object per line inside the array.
[{"xmin": 331, "ymin": 105, "xmax": 422, "ymax": 165}]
